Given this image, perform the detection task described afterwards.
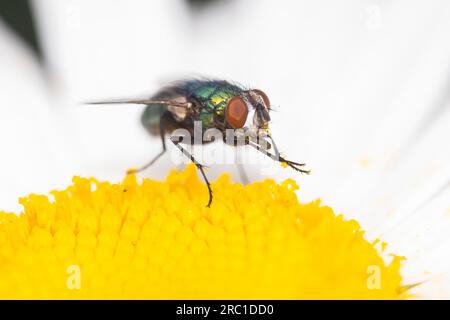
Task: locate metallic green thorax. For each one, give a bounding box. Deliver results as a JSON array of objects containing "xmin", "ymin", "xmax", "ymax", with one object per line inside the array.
[
  {"xmin": 141, "ymin": 80, "xmax": 245, "ymax": 135},
  {"xmin": 93, "ymin": 78, "xmax": 310, "ymax": 208},
  {"xmin": 184, "ymin": 80, "xmax": 244, "ymax": 129}
]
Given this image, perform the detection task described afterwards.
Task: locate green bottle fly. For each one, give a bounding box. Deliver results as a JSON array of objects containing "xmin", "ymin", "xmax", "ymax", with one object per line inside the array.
[{"xmin": 87, "ymin": 79, "xmax": 309, "ymax": 207}]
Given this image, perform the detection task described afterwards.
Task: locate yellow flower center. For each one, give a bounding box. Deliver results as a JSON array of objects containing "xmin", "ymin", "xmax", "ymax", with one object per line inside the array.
[{"xmin": 0, "ymin": 164, "xmax": 404, "ymax": 299}]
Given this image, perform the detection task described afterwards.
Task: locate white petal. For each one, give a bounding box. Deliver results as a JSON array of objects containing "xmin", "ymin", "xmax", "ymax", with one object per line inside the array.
[{"xmin": 0, "ymin": 22, "xmax": 77, "ymax": 212}]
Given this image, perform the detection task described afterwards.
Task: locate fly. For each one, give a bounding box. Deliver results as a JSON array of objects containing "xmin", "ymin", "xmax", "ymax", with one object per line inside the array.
[{"xmin": 87, "ymin": 79, "xmax": 310, "ymax": 207}]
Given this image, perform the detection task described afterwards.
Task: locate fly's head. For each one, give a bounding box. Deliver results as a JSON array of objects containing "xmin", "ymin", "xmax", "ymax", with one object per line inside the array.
[{"xmin": 225, "ymin": 89, "xmax": 271, "ymax": 138}]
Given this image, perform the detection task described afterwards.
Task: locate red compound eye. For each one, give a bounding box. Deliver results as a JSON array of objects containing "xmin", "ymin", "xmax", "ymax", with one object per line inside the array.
[
  {"xmin": 253, "ymin": 89, "xmax": 270, "ymax": 108},
  {"xmin": 226, "ymin": 96, "xmax": 248, "ymax": 128}
]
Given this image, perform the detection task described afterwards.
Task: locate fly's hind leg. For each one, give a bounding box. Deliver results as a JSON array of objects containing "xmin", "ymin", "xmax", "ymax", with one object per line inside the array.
[
  {"xmin": 127, "ymin": 113, "xmax": 170, "ymax": 174},
  {"xmin": 170, "ymin": 135, "xmax": 213, "ymax": 207}
]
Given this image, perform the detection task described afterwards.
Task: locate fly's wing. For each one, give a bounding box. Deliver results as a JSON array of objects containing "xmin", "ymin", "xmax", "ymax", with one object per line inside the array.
[
  {"xmin": 85, "ymin": 83, "xmax": 192, "ymax": 109},
  {"xmin": 86, "ymin": 98, "xmax": 192, "ymax": 123},
  {"xmin": 85, "ymin": 98, "xmax": 189, "ymax": 108},
  {"xmin": 84, "ymin": 87, "xmax": 195, "ymax": 136},
  {"xmin": 84, "ymin": 83, "xmax": 197, "ymax": 128}
]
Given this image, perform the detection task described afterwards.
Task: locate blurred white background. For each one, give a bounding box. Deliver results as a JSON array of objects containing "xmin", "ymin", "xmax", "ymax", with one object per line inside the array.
[{"xmin": 0, "ymin": 0, "xmax": 449, "ymax": 298}]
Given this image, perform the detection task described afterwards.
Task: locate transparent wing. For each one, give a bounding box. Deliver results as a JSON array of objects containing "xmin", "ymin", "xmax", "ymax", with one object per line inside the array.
[{"xmin": 84, "ymin": 98, "xmax": 189, "ymax": 108}]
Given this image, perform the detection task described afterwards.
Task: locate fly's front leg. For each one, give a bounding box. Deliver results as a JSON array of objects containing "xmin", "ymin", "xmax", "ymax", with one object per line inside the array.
[
  {"xmin": 266, "ymin": 134, "xmax": 280, "ymax": 158},
  {"xmin": 170, "ymin": 135, "xmax": 213, "ymax": 207},
  {"xmin": 247, "ymin": 139, "xmax": 310, "ymax": 174}
]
